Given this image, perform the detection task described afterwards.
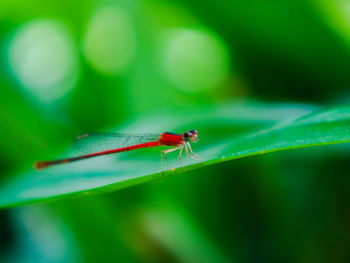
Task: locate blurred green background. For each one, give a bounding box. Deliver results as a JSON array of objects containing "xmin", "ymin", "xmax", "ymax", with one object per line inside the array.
[{"xmin": 1, "ymin": 0, "xmax": 350, "ymax": 262}]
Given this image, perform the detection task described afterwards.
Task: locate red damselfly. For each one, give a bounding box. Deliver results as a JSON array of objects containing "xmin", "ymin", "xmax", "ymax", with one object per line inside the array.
[{"xmin": 34, "ymin": 130, "xmax": 201, "ymax": 170}]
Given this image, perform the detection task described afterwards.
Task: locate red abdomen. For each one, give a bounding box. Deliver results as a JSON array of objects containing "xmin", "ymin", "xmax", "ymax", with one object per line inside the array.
[{"xmin": 159, "ymin": 132, "xmax": 183, "ymax": 146}]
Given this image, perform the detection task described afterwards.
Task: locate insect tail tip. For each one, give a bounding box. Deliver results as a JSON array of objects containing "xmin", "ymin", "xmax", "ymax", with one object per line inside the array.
[{"xmin": 34, "ymin": 161, "xmax": 49, "ymax": 170}]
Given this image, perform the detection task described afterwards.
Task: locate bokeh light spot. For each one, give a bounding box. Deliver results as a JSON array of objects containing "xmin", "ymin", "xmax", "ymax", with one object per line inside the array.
[
  {"xmin": 83, "ymin": 5, "xmax": 136, "ymax": 75},
  {"xmin": 7, "ymin": 20, "xmax": 78, "ymax": 103},
  {"xmin": 162, "ymin": 28, "xmax": 231, "ymax": 92}
]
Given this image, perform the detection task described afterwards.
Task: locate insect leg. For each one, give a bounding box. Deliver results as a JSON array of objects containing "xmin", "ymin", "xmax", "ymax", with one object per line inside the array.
[
  {"xmin": 187, "ymin": 142, "xmax": 202, "ymax": 161},
  {"xmin": 161, "ymin": 146, "xmax": 181, "ymax": 173},
  {"xmin": 184, "ymin": 143, "xmax": 200, "ymax": 161},
  {"xmin": 177, "ymin": 145, "xmax": 187, "ymax": 172}
]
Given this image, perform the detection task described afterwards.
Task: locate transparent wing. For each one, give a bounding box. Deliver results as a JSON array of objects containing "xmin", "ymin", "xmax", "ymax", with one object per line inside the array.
[{"xmin": 73, "ymin": 132, "xmax": 160, "ymax": 154}]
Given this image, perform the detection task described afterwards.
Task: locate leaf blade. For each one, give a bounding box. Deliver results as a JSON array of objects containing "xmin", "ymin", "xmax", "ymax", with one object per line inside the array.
[{"xmin": 2, "ymin": 102, "xmax": 348, "ymax": 209}]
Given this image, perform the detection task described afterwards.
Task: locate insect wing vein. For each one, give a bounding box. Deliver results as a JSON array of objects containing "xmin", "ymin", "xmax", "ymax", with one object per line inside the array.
[{"xmin": 73, "ymin": 133, "xmax": 160, "ymax": 154}]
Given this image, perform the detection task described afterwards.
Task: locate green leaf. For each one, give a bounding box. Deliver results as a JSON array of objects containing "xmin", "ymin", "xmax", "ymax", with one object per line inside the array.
[{"xmin": 1, "ymin": 101, "xmax": 350, "ymax": 209}]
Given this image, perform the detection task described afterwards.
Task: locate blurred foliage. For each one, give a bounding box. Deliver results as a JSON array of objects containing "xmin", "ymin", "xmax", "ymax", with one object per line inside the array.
[{"xmin": 1, "ymin": 0, "xmax": 350, "ymax": 262}]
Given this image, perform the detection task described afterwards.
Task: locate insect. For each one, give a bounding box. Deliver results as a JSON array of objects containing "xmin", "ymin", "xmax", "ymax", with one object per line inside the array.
[{"xmin": 34, "ymin": 130, "xmax": 201, "ymax": 170}]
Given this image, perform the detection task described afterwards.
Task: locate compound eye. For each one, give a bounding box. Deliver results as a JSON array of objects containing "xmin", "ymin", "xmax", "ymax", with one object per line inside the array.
[
  {"xmin": 190, "ymin": 130, "xmax": 197, "ymax": 134},
  {"xmin": 183, "ymin": 132, "xmax": 190, "ymax": 138}
]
